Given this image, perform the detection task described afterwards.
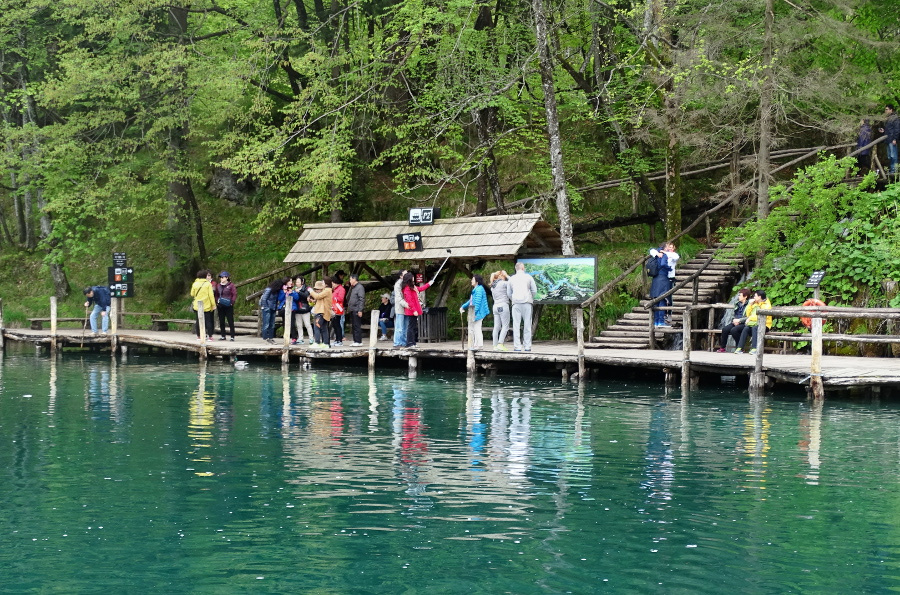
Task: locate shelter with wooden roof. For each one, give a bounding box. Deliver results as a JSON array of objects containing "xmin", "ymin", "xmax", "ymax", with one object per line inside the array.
[
  {"xmin": 284, "ymin": 214, "xmax": 562, "ymax": 264},
  {"xmin": 283, "ymin": 215, "xmax": 562, "ymax": 331}
]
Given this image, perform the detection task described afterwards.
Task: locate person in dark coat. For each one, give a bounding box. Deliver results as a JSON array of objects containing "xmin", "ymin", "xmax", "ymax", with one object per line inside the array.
[
  {"xmin": 83, "ymin": 285, "xmax": 112, "ymax": 335},
  {"xmin": 856, "ymin": 119, "xmax": 872, "ymax": 173},
  {"xmin": 647, "ymin": 247, "xmax": 670, "ymax": 327},
  {"xmin": 717, "ymin": 288, "xmax": 752, "ymax": 352},
  {"xmin": 346, "ymin": 274, "xmax": 366, "ymax": 346},
  {"xmin": 214, "ymin": 271, "xmax": 237, "ymax": 341}
]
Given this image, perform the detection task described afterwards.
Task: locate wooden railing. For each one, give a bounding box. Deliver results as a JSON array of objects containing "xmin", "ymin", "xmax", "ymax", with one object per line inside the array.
[{"xmin": 678, "ymin": 304, "xmax": 900, "ymax": 397}]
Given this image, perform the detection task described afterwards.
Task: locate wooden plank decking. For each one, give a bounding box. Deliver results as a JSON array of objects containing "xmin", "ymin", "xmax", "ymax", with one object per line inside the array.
[{"xmin": 4, "ymin": 327, "xmax": 898, "ymax": 392}]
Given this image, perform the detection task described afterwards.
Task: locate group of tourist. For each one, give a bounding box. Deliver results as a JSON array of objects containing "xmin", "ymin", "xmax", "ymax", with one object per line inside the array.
[
  {"xmin": 458, "ymin": 262, "xmax": 538, "ymax": 352},
  {"xmin": 717, "ymin": 288, "xmax": 773, "ymax": 355},
  {"xmin": 188, "ymin": 269, "xmax": 237, "ymax": 341},
  {"xmin": 257, "ymin": 270, "xmax": 366, "ymax": 348}
]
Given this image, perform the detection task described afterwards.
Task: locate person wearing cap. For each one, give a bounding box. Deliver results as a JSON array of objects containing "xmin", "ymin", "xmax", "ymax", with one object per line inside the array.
[
  {"xmin": 309, "ymin": 277, "xmax": 333, "ymax": 348},
  {"xmin": 378, "ymin": 293, "xmax": 394, "ymax": 340},
  {"xmin": 214, "ymin": 271, "xmax": 237, "ymax": 341}
]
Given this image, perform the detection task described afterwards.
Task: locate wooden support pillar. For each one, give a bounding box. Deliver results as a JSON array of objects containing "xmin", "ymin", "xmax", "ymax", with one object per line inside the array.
[
  {"xmin": 466, "ymin": 306, "xmax": 476, "ymax": 376},
  {"xmin": 109, "ymin": 298, "xmax": 119, "ymax": 356},
  {"xmin": 282, "ymin": 294, "xmax": 293, "ymax": 364},
  {"xmin": 197, "ymin": 299, "xmax": 207, "ymax": 362},
  {"xmin": 749, "ymin": 322, "xmax": 766, "ymax": 396},
  {"xmin": 810, "ymin": 313, "xmax": 824, "ymax": 400},
  {"xmin": 588, "ymin": 302, "xmax": 596, "ymax": 342},
  {"xmin": 648, "ymin": 310, "xmax": 656, "ymax": 350},
  {"xmin": 681, "ymin": 306, "xmax": 691, "ymax": 394},
  {"xmin": 408, "ymin": 355, "xmax": 418, "ymax": 378},
  {"xmin": 50, "ymin": 296, "xmax": 58, "ymax": 355},
  {"xmin": 0, "ymin": 297, "xmax": 5, "ymax": 351},
  {"xmin": 576, "ymin": 308, "xmax": 585, "ymax": 382},
  {"xmin": 368, "ymin": 310, "xmax": 378, "ymax": 370},
  {"xmin": 664, "ymin": 368, "xmax": 678, "ymax": 388}
]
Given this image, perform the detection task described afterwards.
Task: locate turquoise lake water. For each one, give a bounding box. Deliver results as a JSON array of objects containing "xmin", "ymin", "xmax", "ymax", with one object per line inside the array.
[{"xmin": 1, "ymin": 352, "xmax": 899, "ymax": 593}]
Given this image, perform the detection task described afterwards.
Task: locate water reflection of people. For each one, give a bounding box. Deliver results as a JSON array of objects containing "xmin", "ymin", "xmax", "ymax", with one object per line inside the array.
[
  {"xmin": 188, "ymin": 371, "xmax": 217, "ymax": 476},
  {"xmin": 798, "ymin": 398, "xmax": 823, "ymax": 485},
  {"xmin": 391, "ymin": 384, "xmax": 432, "ymax": 514},
  {"xmin": 641, "ymin": 401, "xmax": 675, "ymax": 504},
  {"xmin": 466, "ymin": 378, "xmax": 486, "ymax": 477},
  {"xmin": 738, "ymin": 396, "xmax": 771, "ymax": 493}
]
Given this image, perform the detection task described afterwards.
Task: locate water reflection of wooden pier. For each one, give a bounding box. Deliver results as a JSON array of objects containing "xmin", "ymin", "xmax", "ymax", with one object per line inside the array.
[{"xmin": 4, "ymin": 328, "xmax": 898, "ymax": 396}]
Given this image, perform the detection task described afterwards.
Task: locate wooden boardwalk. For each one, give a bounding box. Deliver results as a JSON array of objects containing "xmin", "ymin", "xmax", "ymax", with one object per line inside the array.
[{"xmin": 4, "ymin": 327, "xmax": 899, "ymax": 394}]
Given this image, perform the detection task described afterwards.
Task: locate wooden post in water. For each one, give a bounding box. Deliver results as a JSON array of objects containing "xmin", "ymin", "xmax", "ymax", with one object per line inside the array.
[
  {"xmin": 197, "ymin": 300, "xmax": 207, "ymax": 361},
  {"xmin": 466, "ymin": 306, "xmax": 475, "ymax": 376},
  {"xmin": 109, "ymin": 298, "xmax": 119, "ymax": 356},
  {"xmin": 810, "ymin": 289, "xmax": 824, "ymax": 399},
  {"xmin": 368, "ymin": 310, "xmax": 378, "ymax": 370},
  {"xmin": 576, "ymin": 308, "xmax": 585, "ymax": 382},
  {"xmin": 0, "ymin": 298, "xmax": 5, "ymax": 351},
  {"xmin": 749, "ymin": 322, "xmax": 766, "ymax": 395},
  {"xmin": 282, "ymin": 294, "xmax": 293, "ymax": 364},
  {"xmin": 681, "ymin": 306, "xmax": 691, "ymax": 394},
  {"xmin": 50, "ymin": 296, "xmax": 58, "ymax": 355}
]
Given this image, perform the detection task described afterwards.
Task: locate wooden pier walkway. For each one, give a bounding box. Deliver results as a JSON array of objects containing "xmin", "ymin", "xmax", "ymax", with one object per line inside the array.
[{"xmin": 5, "ymin": 327, "xmax": 899, "ymax": 395}]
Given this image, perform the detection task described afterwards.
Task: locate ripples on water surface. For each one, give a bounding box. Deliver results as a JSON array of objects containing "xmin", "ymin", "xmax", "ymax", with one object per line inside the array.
[{"xmin": 1, "ymin": 353, "xmax": 899, "ymax": 593}]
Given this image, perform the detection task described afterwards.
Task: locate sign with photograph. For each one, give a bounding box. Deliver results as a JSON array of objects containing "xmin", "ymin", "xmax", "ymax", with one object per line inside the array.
[
  {"xmin": 397, "ymin": 232, "xmax": 423, "ymax": 252},
  {"xmin": 516, "ymin": 257, "xmax": 597, "ymax": 304}
]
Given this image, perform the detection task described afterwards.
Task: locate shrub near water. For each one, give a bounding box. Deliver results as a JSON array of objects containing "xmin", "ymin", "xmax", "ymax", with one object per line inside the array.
[{"xmin": 722, "ymin": 156, "xmax": 900, "ymax": 353}]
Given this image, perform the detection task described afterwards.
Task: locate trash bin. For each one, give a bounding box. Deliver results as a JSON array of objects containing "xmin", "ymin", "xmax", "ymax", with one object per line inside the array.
[{"xmin": 419, "ymin": 307, "xmax": 448, "ymax": 343}]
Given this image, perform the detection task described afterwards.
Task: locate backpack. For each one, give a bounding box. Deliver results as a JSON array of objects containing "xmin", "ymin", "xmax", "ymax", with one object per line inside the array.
[{"xmin": 646, "ymin": 256, "xmax": 659, "ymax": 278}]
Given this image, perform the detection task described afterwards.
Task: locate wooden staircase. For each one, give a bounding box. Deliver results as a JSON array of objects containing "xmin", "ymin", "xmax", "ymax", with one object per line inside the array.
[{"xmin": 591, "ymin": 245, "xmax": 745, "ymax": 349}]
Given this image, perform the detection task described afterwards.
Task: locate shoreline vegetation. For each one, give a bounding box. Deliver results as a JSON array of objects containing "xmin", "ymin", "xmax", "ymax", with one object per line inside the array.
[{"xmin": 1, "ymin": 2, "xmax": 898, "ymax": 346}]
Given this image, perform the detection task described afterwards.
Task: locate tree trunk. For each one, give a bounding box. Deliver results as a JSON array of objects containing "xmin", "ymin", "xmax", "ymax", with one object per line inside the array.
[
  {"xmin": 163, "ymin": 6, "xmax": 204, "ymax": 300},
  {"xmin": 532, "ymin": 0, "xmax": 574, "ymax": 256},
  {"xmin": 757, "ymin": 0, "xmax": 774, "ymax": 221}
]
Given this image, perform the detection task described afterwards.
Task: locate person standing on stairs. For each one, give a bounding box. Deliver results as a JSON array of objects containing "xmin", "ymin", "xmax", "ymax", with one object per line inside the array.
[
  {"xmin": 647, "ymin": 247, "xmax": 671, "ymax": 327},
  {"xmin": 663, "ymin": 242, "xmax": 679, "ymax": 322}
]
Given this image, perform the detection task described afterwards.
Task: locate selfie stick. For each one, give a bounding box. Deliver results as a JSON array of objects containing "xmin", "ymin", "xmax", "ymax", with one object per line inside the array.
[{"xmin": 432, "ymin": 249, "xmax": 452, "ymax": 279}]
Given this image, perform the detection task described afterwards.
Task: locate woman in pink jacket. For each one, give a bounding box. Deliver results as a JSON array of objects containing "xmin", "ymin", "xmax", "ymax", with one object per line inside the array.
[{"xmin": 400, "ymin": 272, "xmax": 431, "ymax": 348}]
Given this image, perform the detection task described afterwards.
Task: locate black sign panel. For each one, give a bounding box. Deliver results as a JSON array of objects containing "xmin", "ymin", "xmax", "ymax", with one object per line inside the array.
[
  {"xmin": 805, "ymin": 270, "xmax": 826, "ymax": 288},
  {"xmin": 397, "ymin": 232, "xmax": 423, "ymax": 252},
  {"xmin": 408, "ymin": 207, "xmax": 439, "ymax": 226},
  {"xmin": 108, "ymin": 267, "xmax": 134, "ymax": 298},
  {"xmin": 112, "ymin": 252, "xmax": 128, "ymax": 267}
]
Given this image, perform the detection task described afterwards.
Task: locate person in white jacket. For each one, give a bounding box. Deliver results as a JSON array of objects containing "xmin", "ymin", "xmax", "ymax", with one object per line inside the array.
[{"xmin": 506, "ymin": 262, "xmax": 538, "ymax": 351}]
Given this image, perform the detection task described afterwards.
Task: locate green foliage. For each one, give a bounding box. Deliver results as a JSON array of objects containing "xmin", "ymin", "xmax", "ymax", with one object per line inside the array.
[{"xmin": 722, "ymin": 156, "xmax": 900, "ymax": 315}]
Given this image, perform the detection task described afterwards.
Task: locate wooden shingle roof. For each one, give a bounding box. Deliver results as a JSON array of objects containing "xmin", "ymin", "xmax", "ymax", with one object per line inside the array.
[{"xmin": 284, "ymin": 214, "xmax": 562, "ymax": 263}]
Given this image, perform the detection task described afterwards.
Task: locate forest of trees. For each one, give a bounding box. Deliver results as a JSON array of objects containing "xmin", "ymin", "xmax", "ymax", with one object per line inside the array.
[{"xmin": 2, "ymin": 0, "xmax": 898, "ymax": 302}]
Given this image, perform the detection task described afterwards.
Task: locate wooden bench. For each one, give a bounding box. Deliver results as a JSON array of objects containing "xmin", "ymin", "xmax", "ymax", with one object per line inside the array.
[
  {"xmin": 151, "ymin": 318, "xmax": 196, "ymax": 332},
  {"xmin": 29, "ymin": 318, "xmax": 87, "ymax": 330}
]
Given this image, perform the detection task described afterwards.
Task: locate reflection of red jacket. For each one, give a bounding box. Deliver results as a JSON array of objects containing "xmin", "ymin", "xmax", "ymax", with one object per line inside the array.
[{"xmin": 402, "ymin": 282, "xmax": 431, "ymax": 316}]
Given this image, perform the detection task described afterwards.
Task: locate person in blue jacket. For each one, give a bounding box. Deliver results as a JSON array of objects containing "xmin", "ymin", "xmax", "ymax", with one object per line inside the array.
[
  {"xmin": 460, "ymin": 274, "xmax": 490, "ymax": 350},
  {"xmin": 647, "ymin": 247, "xmax": 671, "ymax": 327},
  {"xmin": 83, "ymin": 285, "xmax": 112, "ymax": 335}
]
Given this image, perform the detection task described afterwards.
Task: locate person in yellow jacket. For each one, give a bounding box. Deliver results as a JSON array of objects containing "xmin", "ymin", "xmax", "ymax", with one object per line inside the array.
[
  {"xmin": 308, "ymin": 277, "xmax": 333, "ymax": 348},
  {"xmin": 735, "ymin": 289, "xmax": 772, "ymax": 354},
  {"xmin": 190, "ymin": 269, "xmax": 217, "ymax": 340}
]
